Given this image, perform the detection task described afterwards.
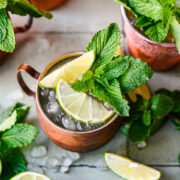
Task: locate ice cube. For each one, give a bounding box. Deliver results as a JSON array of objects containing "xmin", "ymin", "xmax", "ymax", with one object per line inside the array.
[
  {"xmin": 46, "ymin": 101, "xmax": 60, "ymax": 115},
  {"xmin": 27, "ymin": 163, "xmax": 43, "ymax": 174},
  {"xmin": 77, "ymin": 122, "xmax": 83, "ymax": 131},
  {"xmin": 66, "ymin": 151, "xmax": 81, "ymax": 161},
  {"xmin": 40, "ymin": 88, "xmax": 49, "ymax": 97},
  {"xmin": 46, "ymin": 156, "xmax": 64, "ymax": 173},
  {"xmin": 60, "ymin": 157, "xmax": 73, "ymax": 173},
  {"xmin": 31, "ymin": 146, "xmax": 47, "ymax": 158},
  {"xmin": 136, "ymin": 141, "xmax": 147, "ymax": 149},
  {"xmin": 62, "ymin": 116, "xmax": 76, "ymax": 131}
]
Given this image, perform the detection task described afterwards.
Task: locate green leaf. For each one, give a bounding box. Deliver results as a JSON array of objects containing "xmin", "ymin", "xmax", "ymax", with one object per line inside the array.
[
  {"xmin": 86, "ymin": 23, "xmax": 121, "ymax": 68},
  {"xmin": 171, "ymin": 90, "xmax": 180, "ymax": 112},
  {"xmin": 174, "ymin": 7, "xmax": 180, "ymax": 21},
  {"xmin": 2, "ymin": 123, "xmax": 39, "ymax": 148},
  {"xmin": 145, "ymin": 22, "xmax": 169, "ymax": 43},
  {"xmin": 91, "ymin": 79, "xmax": 130, "ymax": 116},
  {"xmin": 0, "ymin": 17, "xmax": 15, "ymax": 52},
  {"xmin": 142, "ymin": 110, "xmax": 151, "ymax": 126},
  {"xmin": 128, "ymin": 0, "xmax": 164, "ymax": 21},
  {"xmin": 114, "ymin": 0, "xmax": 138, "ymax": 17},
  {"xmin": 71, "ymin": 71, "xmax": 95, "ymax": 92},
  {"xmin": 0, "ymin": 9, "xmax": 7, "ymax": 43},
  {"xmin": 0, "ymin": 0, "xmax": 7, "ymax": 9},
  {"xmin": 120, "ymin": 123, "xmax": 131, "ymax": 136},
  {"xmin": 170, "ymin": 16, "xmax": 180, "ymax": 53},
  {"xmin": 155, "ymin": 88, "xmax": 171, "ymax": 96},
  {"xmin": 7, "ymin": 0, "xmax": 52, "ymax": 19},
  {"xmin": 0, "ymin": 143, "xmax": 26, "ymax": 180},
  {"xmin": 135, "ymin": 16, "xmax": 154, "ymax": 28},
  {"xmin": 128, "ymin": 122, "xmax": 149, "ymax": 142},
  {"xmin": 0, "ymin": 103, "xmax": 24, "ymax": 124},
  {"xmin": 0, "ymin": 104, "xmax": 31, "ymax": 132},
  {"xmin": 119, "ymin": 56, "xmax": 153, "ymax": 93},
  {"xmin": 94, "ymin": 55, "xmax": 130, "ymax": 81},
  {"xmin": 151, "ymin": 94, "xmax": 174, "ymax": 119}
]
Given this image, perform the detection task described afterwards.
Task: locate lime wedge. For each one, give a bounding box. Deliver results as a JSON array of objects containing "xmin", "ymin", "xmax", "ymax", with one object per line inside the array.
[
  {"xmin": 105, "ymin": 153, "xmax": 161, "ymax": 180},
  {"xmin": 40, "ymin": 50, "xmax": 95, "ymax": 88},
  {"xmin": 10, "ymin": 171, "xmax": 50, "ymax": 180},
  {"xmin": 56, "ymin": 79, "xmax": 114, "ymax": 124}
]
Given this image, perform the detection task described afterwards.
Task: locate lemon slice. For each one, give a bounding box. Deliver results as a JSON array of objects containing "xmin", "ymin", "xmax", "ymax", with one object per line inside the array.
[
  {"xmin": 128, "ymin": 84, "xmax": 151, "ymax": 102},
  {"xmin": 105, "ymin": 153, "xmax": 161, "ymax": 180},
  {"xmin": 40, "ymin": 50, "xmax": 95, "ymax": 88},
  {"xmin": 56, "ymin": 79, "xmax": 114, "ymax": 123},
  {"xmin": 10, "ymin": 171, "xmax": 50, "ymax": 180}
]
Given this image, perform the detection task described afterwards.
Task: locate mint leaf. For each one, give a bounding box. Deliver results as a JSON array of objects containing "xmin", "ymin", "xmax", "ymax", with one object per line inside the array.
[
  {"xmin": 95, "ymin": 56, "xmax": 130, "ymax": 81},
  {"xmin": 145, "ymin": 22, "xmax": 169, "ymax": 43},
  {"xmin": 128, "ymin": 122, "xmax": 149, "ymax": 142},
  {"xmin": 91, "ymin": 79, "xmax": 130, "ymax": 116},
  {"xmin": 7, "ymin": 0, "xmax": 52, "ymax": 19},
  {"xmin": 0, "ymin": 104, "xmax": 31, "ymax": 132},
  {"xmin": 0, "ymin": 17, "xmax": 15, "ymax": 52},
  {"xmin": 135, "ymin": 16, "xmax": 154, "ymax": 28},
  {"xmin": 0, "ymin": 0, "xmax": 7, "ymax": 9},
  {"xmin": 0, "ymin": 144, "xmax": 26, "ymax": 180},
  {"xmin": 0, "ymin": 103, "xmax": 24, "ymax": 124},
  {"xmin": 151, "ymin": 94, "xmax": 174, "ymax": 119},
  {"xmin": 86, "ymin": 23, "xmax": 120, "ymax": 67},
  {"xmin": 128, "ymin": 0, "xmax": 164, "ymax": 21},
  {"xmin": 174, "ymin": 7, "xmax": 180, "ymax": 21},
  {"xmin": 170, "ymin": 16, "xmax": 180, "ymax": 53},
  {"xmin": 142, "ymin": 110, "xmax": 151, "ymax": 126},
  {"xmin": 71, "ymin": 71, "xmax": 95, "ymax": 92},
  {"xmin": 2, "ymin": 123, "xmax": 39, "ymax": 148},
  {"xmin": 0, "ymin": 9, "xmax": 7, "ymax": 43},
  {"xmin": 114, "ymin": 0, "xmax": 137, "ymax": 17},
  {"xmin": 119, "ymin": 56, "xmax": 153, "ymax": 93}
]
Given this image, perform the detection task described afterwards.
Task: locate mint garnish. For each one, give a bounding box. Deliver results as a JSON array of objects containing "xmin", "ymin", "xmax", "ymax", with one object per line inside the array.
[
  {"xmin": 0, "ymin": 0, "xmax": 52, "ymax": 53},
  {"xmin": 71, "ymin": 23, "xmax": 153, "ymax": 116}
]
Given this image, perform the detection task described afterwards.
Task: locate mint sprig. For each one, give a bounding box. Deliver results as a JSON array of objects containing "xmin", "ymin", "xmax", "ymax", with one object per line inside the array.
[
  {"xmin": 0, "ymin": 103, "xmax": 39, "ymax": 179},
  {"xmin": 115, "ymin": 0, "xmax": 180, "ymax": 53},
  {"xmin": 71, "ymin": 24, "xmax": 153, "ymax": 116},
  {"xmin": 0, "ymin": 0, "xmax": 52, "ymax": 53}
]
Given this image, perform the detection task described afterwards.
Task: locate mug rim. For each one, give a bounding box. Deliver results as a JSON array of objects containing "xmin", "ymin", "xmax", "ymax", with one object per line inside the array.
[
  {"xmin": 120, "ymin": 6, "xmax": 176, "ymax": 47},
  {"xmin": 36, "ymin": 51, "xmax": 120, "ymax": 135}
]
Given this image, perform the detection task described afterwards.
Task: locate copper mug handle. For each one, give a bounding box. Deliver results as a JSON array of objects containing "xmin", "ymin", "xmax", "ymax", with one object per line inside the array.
[{"xmin": 17, "ymin": 64, "xmax": 41, "ymax": 99}]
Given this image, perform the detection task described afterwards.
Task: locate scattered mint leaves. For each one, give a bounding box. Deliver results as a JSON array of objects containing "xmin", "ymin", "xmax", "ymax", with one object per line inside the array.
[
  {"xmin": 2, "ymin": 123, "xmax": 39, "ymax": 148},
  {"xmin": 86, "ymin": 23, "xmax": 120, "ymax": 68},
  {"xmin": 151, "ymin": 94, "xmax": 174, "ymax": 119},
  {"xmin": 0, "ymin": 0, "xmax": 52, "ymax": 53},
  {"xmin": 142, "ymin": 110, "xmax": 151, "ymax": 126},
  {"xmin": 0, "ymin": 144, "xmax": 27, "ymax": 180},
  {"xmin": 7, "ymin": 0, "xmax": 52, "ymax": 19},
  {"xmin": 72, "ymin": 24, "xmax": 153, "ymax": 117},
  {"xmin": 0, "ymin": 103, "xmax": 39, "ymax": 179}
]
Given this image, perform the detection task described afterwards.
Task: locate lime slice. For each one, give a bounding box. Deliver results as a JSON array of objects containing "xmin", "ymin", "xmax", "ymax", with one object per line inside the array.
[
  {"xmin": 56, "ymin": 79, "xmax": 114, "ymax": 124},
  {"xmin": 10, "ymin": 171, "xmax": 50, "ymax": 180},
  {"xmin": 0, "ymin": 159, "xmax": 2, "ymax": 175},
  {"xmin": 40, "ymin": 50, "xmax": 95, "ymax": 88},
  {"xmin": 105, "ymin": 153, "xmax": 161, "ymax": 180}
]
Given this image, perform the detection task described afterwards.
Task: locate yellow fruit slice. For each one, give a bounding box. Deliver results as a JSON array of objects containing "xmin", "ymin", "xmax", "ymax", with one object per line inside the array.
[
  {"xmin": 0, "ymin": 159, "xmax": 2, "ymax": 175},
  {"xmin": 105, "ymin": 153, "xmax": 161, "ymax": 180},
  {"xmin": 10, "ymin": 171, "xmax": 50, "ymax": 180},
  {"xmin": 56, "ymin": 79, "xmax": 114, "ymax": 124},
  {"xmin": 128, "ymin": 84, "xmax": 151, "ymax": 102},
  {"xmin": 40, "ymin": 50, "xmax": 95, "ymax": 88}
]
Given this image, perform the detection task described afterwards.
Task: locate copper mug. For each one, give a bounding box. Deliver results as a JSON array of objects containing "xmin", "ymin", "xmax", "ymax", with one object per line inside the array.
[
  {"xmin": 16, "ymin": 52, "xmax": 121, "ymax": 152},
  {"xmin": 121, "ymin": 6, "xmax": 180, "ymax": 72}
]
